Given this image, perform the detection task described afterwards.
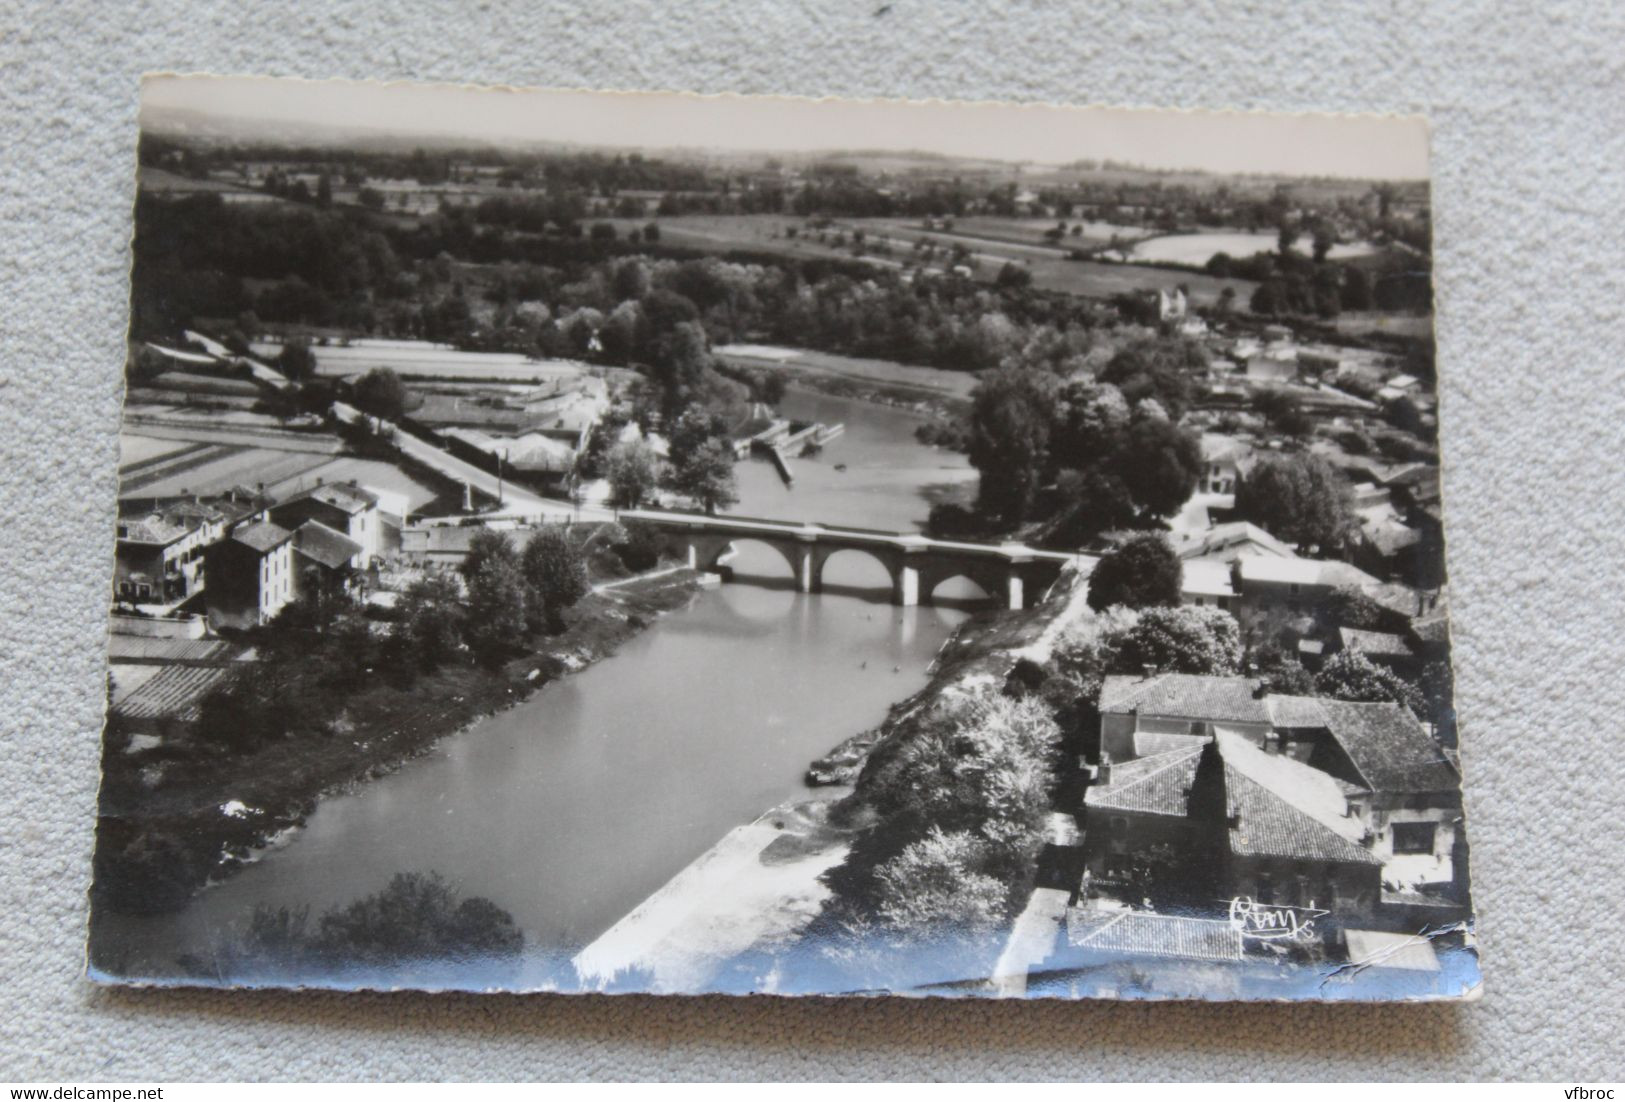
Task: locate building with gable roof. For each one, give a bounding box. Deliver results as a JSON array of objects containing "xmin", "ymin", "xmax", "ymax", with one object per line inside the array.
[
  {"xmin": 291, "ymin": 519, "xmax": 365, "ymax": 598},
  {"xmin": 1093, "ymin": 672, "xmax": 1465, "ymax": 899},
  {"xmin": 202, "ymin": 520, "xmax": 294, "ymax": 630},
  {"xmin": 113, "ymin": 490, "xmax": 270, "ymax": 604},
  {"xmin": 270, "ymin": 481, "xmax": 380, "ymax": 568},
  {"xmin": 1097, "ymin": 672, "xmax": 1270, "ymax": 762},
  {"xmin": 1082, "ymin": 732, "xmax": 1384, "ymax": 915},
  {"xmin": 1170, "ymin": 521, "xmax": 1296, "ymax": 564}
]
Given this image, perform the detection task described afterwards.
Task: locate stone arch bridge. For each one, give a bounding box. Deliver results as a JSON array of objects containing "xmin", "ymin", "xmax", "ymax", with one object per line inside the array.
[{"xmin": 618, "ymin": 509, "xmax": 1087, "ymax": 610}]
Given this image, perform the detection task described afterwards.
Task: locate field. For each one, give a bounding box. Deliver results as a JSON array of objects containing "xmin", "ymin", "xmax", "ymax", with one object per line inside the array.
[
  {"xmin": 1022, "ymin": 255, "xmax": 1255, "ymax": 306},
  {"xmin": 1130, "ymin": 232, "xmax": 1378, "ymax": 265},
  {"xmin": 118, "ymin": 434, "xmax": 194, "ymax": 468},
  {"xmin": 122, "ymin": 445, "xmax": 332, "ymax": 498},
  {"xmin": 138, "ymin": 166, "xmax": 283, "ymax": 204},
  {"xmin": 609, "ymin": 214, "xmax": 1253, "ymax": 305},
  {"xmin": 858, "ymin": 215, "xmax": 1148, "ymax": 254},
  {"xmin": 251, "ymin": 340, "xmax": 592, "ymax": 385}
]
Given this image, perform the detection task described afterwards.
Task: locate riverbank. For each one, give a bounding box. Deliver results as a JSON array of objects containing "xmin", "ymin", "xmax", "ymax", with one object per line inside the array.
[
  {"xmin": 808, "ymin": 558, "xmax": 1096, "ymax": 787},
  {"xmin": 570, "ymin": 560, "xmax": 1096, "ymax": 991},
  {"xmin": 573, "ymin": 795, "xmax": 854, "ymax": 994},
  {"xmin": 93, "ymin": 559, "xmax": 702, "ymax": 919}
]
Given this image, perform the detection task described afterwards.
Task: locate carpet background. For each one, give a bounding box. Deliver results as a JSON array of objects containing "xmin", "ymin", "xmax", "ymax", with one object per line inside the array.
[{"xmin": 2, "ymin": 0, "xmax": 1621, "ymax": 1081}]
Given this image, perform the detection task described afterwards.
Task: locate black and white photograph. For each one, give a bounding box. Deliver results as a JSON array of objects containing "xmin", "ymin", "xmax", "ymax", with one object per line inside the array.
[{"xmin": 89, "ymin": 75, "xmax": 1476, "ymax": 1001}]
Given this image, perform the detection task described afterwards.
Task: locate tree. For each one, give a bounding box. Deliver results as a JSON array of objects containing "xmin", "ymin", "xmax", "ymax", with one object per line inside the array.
[
  {"xmin": 521, "ymin": 527, "xmax": 589, "ymax": 634},
  {"xmin": 994, "ymin": 262, "xmax": 1033, "ymax": 291},
  {"xmin": 1048, "ymin": 378, "xmax": 1130, "ymax": 475},
  {"xmin": 1384, "ymin": 394, "xmax": 1424, "ymax": 435},
  {"xmin": 315, "ymin": 173, "xmax": 333, "ymax": 207},
  {"xmin": 966, "ymin": 367, "xmax": 1056, "ymax": 527},
  {"xmin": 873, "ymin": 828, "xmax": 1007, "ymax": 939},
  {"xmin": 1251, "ymin": 277, "xmax": 1285, "ymax": 317},
  {"xmin": 357, "ymin": 186, "xmax": 385, "ymax": 211},
  {"xmin": 667, "ymin": 438, "xmax": 739, "ymax": 514},
  {"xmin": 459, "ymin": 529, "xmax": 516, "ymax": 584},
  {"xmin": 1343, "ymin": 266, "xmax": 1374, "ymax": 311},
  {"xmin": 276, "ymin": 338, "xmax": 317, "ymax": 382},
  {"xmin": 1234, "ymin": 454, "xmax": 1354, "ymax": 553},
  {"xmin": 305, "ymin": 872, "xmax": 523, "ymax": 967},
  {"xmin": 1045, "ymin": 468, "xmax": 1139, "ymax": 548},
  {"xmin": 663, "ymin": 406, "xmax": 731, "ymax": 472},
  {"xmin": 1310, "ymin": 220, "xmax": 1336, "ymax": 263},
  {"xmin": 1099, "ymin": 337, "xmax": 1203, "ymax": 420},
  {"xmin": 464, "ymin": 552, "xmax": 528, "ymax": 663},
  {"xmin": 613, "ymin": 519, "xmax": 664, "ymax": 572},
  {"xmin": 606, "ymin": 437, "xmax": 661, "ymax": 509},
  {"xmin": 398, "ymin": 574, "xmax": 465, "ymax": 671},
  {"xmin": 1314, "ymin": 650, "xmax": 1423, "ymax": 713},
  {"xmin": 351, "ymin": 367, "xmax": 407, "ymax": 421},
  {"xmin": 1087, "ymin": 534, "xmax": 1183, "ymax": 611},
  {"xmin": 1277, "ymin": 220, "xmax": 1300, "ymax": 256},
  {"xmin": 646, "ymin": 319, "xmax": 714, "ymax": 416},
  {"xmin": 1318, "ymin": 585, "xmax": 1403, "ymax": 633},
  {"xmin": 1255, "ymin": 388, "xmax": 1313, "ymax": 437},
  {"xmin": 1102, "ymin": 606, "xmax": 1244, "ymax": 676},
  {"xmin": 1108, "ymin": 415, "xmax": 1203, "ymax": 519}
]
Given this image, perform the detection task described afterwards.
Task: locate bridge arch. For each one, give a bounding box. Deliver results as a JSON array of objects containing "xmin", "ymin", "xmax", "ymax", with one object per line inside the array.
[
  {"xmin": 811, "ymin": 545, "xmax": 899, "ymax": 597},
  {"xmin": 708, "ymin": 536, "xmax": 808, "ymax": 587},
  {"xmin": 920, "ymin": 569, "xmax": 1002, "ymax": 607}
]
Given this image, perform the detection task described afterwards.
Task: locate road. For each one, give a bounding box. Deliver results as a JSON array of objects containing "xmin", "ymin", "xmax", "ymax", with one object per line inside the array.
[{"xmin": 330, "ymin": 401, "xmax": 611, "ymax": 521}]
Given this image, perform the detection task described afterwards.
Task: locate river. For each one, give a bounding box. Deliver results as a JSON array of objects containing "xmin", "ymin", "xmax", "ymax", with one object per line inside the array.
[{"xmin": 100, "ymin": 387, "xmax": 985, "ymax": 988}]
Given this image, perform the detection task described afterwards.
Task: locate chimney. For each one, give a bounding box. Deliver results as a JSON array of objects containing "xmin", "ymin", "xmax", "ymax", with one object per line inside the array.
[
  {"xmin": 1141, "ymin": 663, "xmax": 1159, "ymax": 680},
  {"xmin": 1095, "ymin": 762, "xmax": 1113, "ymax": 787}
]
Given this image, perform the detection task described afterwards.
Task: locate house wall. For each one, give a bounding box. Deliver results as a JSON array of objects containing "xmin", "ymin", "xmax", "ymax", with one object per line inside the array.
[
  {"xmin": 113, "ymin": 542, "xmax": 169, "ymax": 601},
  {"xmin": 1360, "ymin": 793, "xmax": 1462, "ymax": 890},
  {"xmin": 1227, "ymin": 854, "xmax": 1382, "ymax": 916},
  {"xmin": 1081, "ymin": 806, "xmax": 1189, "ymax": 882},
  {"xmin": 260, "ymin": 542, "xmax": 293, "ymax": 621},
  {"xmin": 205, "ymin": 539, "xmax": 291, "ymax": 631},
  {"xmin": 1236, "ymin": 578, "xmax": 1332, "ymax": 614}
]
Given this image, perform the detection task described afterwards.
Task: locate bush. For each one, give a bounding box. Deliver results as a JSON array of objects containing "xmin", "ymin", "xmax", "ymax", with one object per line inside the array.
[
  {"xmin": 614, "ymin": 520, "xmax": 664, "ymax": 572},
  {"xmin": 926, "ymin": 502, "xmax": 983, "ymax": 540},
  {"xmin": 240, "ymin": 871, "xmax": 524, "ymax": 971},
  {"xmin": 874, "ymin": 828, "xmax": 1007, "ymax": 939},
  {"xmin": 1101, "ymin": 606, "xmax": 1244, "ymax": 676},
  {"xmin": 1087, "ymin": 534, "xmax": 1182, "ymax": 611},
  {"xmin": 1315, "ymin": 650, "xmax": 1424, "ymax": 713}
]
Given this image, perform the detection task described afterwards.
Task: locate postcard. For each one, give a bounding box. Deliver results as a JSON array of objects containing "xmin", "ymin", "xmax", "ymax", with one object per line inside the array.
[{"xmin": 90, "ymin": 75, "xmax": 1475, "ymax": 1000}]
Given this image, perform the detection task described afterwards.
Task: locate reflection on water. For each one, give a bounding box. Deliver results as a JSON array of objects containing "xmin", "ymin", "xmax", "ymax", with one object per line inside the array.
[{"xmin": 97, "ymin": 388, "xmax": 990, "ymax": 985}]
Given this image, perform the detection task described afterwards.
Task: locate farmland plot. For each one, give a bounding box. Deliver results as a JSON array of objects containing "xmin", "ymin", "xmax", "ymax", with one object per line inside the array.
[{"xmin": 129, "ymin": 447, "xmax": 332, "ymax": 499}]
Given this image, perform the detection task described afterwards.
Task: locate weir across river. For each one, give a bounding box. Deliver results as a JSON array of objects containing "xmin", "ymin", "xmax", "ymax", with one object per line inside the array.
[{"xmin": 618, "ymin": 508, "xmax": 1090, "ymax": 610}]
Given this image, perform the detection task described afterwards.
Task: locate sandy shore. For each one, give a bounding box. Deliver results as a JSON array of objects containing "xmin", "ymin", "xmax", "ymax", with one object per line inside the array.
[{"xmin": 573, "ymin": 797, "xmax": 851, "ymax": 994}]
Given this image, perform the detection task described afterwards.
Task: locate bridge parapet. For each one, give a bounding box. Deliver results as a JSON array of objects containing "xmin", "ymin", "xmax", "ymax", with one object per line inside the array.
[{"xmin": 623, "ymin": 508, "xmax": 1084, "ymax": 610}]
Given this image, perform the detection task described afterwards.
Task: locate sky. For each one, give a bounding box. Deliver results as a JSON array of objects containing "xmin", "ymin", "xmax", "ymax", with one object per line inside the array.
[{"xmin": 142, "ymin": 75, "xmax": 1430, "ymax": 181}]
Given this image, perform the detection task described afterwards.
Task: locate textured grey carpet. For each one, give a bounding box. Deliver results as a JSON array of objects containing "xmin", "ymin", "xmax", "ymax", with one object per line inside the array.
[{"xmin": 3, "ymin": 0, "xmax": 1622, "ymax": 1081}]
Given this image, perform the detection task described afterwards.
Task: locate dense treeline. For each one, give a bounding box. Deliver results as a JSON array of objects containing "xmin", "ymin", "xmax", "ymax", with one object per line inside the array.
[{"xmin": 130, "ymin": 192, "xmax": 1125, "ymax": 376}]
